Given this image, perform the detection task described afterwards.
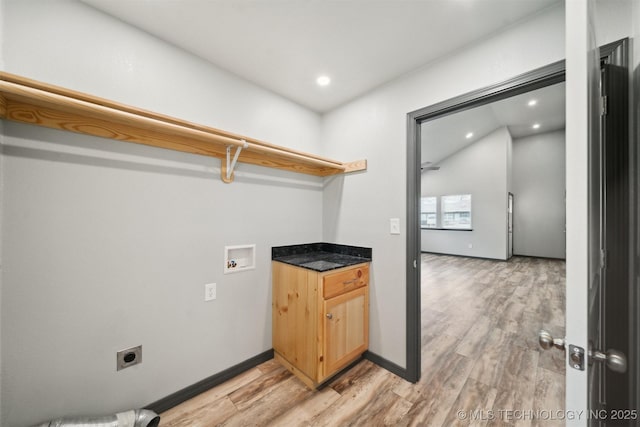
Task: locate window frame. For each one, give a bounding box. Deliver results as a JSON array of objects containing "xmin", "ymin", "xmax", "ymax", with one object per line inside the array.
[
  {"xmin": 420, "ymin": 196, "xmax": 438, "ymax": 229},
  {"xmin": 440, "ymin": 194, "xmax": 472, "ymax": 230}
]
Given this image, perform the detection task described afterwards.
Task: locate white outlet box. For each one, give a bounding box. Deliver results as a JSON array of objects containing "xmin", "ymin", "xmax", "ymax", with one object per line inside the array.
[
  {"xmin": 205, "ymin": 283, "xmax": 216, "ymax": 301},
  {"xmin": 468, "ymin": 243, "xmax": 473, "ymax": 249},
  {"xmin": 224, "ymin": 244, "xmax": 256, "ymax": 274},
  {"xmin": 390, "ymin": 218, "xmax": 400, "ymax": 235}
]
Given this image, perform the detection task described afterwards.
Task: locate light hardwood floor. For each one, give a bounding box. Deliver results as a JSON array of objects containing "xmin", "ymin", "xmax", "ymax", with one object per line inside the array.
[{"xmin": 160, "ymin": 254, "xmax": 566, "ymax": 426}]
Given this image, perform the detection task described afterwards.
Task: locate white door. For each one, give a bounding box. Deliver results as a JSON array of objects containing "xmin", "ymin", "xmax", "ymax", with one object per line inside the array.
[
  {"xmin": 562, "ymin": 2, "xmax": 631, "ymax": 425},
  {"xmin": 565, "ymin": 0, "xmax": 600, "ymax": 424}
]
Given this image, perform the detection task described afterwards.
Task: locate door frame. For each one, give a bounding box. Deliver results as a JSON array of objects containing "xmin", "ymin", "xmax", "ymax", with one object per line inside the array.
[
  {"xmin": 404, "ymin": 38, "xmax": 629, "ymax": 385},
  {"xmin": 508, "ymin": 192, "xmax": 514, "ymax": 260},
  {"xmin": 405, "ymin": 59, "xmax": 564, "ymax": 382},
  {"xmin": 596, "ymin": 38, "xmax": 632, "ymax": 414}
]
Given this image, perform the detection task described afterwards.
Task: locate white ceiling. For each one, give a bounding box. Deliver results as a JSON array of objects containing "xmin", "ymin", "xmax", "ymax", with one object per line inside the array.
[
  {"xmin": 421, "ymin": 81, "xmax": 565, "ymax": 165},
  {"xmin": 81, "ymin": 0, "xmax": 561, "ymax": 113}
]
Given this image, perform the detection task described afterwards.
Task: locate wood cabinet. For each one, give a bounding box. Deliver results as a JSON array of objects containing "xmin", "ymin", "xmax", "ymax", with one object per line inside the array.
[{"xmin": 272, "ymin": 261, "xmax": 369, "ymax": 389}]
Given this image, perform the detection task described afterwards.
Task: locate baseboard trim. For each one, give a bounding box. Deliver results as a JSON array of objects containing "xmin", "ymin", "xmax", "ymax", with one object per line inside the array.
[
  {"xmin": 512, "ymin": 253, "xmax": 566, "ymax": 261},
  {"xmin": 421, "ymin": 251, "xmax": 566, "ymax": 262},
  {"xmin": 364, "ymin": 350, "xmax": 410, "ymax": 382},
  {"xmin": 146, "ymin": 349, "xmax": 274, "ymax": 414},
  {"xmin": 316, "ymin": 355, "xmax": 365, "ymax": 390},
  {"xmin": 420, "ymin": 251, "xmax": 506, "ymax": 262},
  {"xmin": 146, "ymin": 348, "xmax": 410, "ymax": 413}
]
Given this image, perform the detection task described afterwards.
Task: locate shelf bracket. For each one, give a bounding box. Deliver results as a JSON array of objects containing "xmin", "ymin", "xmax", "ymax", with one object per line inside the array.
[{"xmin": 222, "ymin": 140, "xmax": 249, "ymax": 183}]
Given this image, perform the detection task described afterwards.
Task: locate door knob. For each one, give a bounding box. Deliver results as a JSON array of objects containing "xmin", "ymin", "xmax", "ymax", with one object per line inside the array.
[
  {"xmin": 538, "ymin": 330, "xmax": 565, "ymax": 351},
  {"xmin": 590, "ymin": 348, "xmax": 627, "ymax": 373},
  {"xmin": 539, "ymin": 330, "xmax": 627, "ymax": 373},
  {"xmin": 326, "ymin": 313, "xmax": 333, "ymax": 319}
]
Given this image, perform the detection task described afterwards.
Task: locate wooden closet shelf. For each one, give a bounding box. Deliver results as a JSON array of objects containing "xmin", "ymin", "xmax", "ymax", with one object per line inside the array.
[{"xmin": 0, "ymin": 72, "xmax": 367, "ymax": 182}]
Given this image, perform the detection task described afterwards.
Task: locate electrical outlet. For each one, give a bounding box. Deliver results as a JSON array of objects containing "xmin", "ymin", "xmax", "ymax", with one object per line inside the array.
[
  {"xmin": 205, "ymin": 283, "xmax": 216, "ymax": 301},
  {"xmin": 117, "ymin": 345, "xmax": 142, "ymax": 371},
  {"xmin": 468, "ymin": 243, "xmax": 473, "ymax": 249}
]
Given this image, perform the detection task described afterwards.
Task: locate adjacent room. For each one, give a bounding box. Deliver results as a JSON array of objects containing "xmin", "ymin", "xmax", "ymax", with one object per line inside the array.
[
  {"xmin": 420, "ymin": 82, "xmax": 566, "ymax": 262},
  {"xmin": 418, "ymin": 81, "xmax": 567, "ymax": 421}
]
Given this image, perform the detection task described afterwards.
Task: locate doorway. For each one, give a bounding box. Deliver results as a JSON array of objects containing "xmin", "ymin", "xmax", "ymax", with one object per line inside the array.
[
  {"xmin": 414, "ymin": 67, "xmax": 568, "ymax": 419},
  {"xmin": 405, "ymin": 38, "xmax": 635, "ymax": 417},
  {"xmin": 405, "ymin": 59, "xmax": 565, "ymax": 382}
]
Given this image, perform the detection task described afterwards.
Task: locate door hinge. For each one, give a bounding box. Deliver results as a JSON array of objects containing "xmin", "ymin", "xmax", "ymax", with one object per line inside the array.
[
  {"xmin": 413, "ymin": 259, "xmax": 417, "ymax": 269},
  {"xmin": 600, "ymin": 249, "xmax": 608, "ymax": 269},
  {"xmin": 600, "ymin": 95, "xmax": 608, "ymax": 116}
]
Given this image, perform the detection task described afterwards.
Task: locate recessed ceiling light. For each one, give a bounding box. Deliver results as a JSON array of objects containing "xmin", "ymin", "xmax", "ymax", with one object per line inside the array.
[
  {"xmin": 465, "ymin": 132, "xmax": 473, "ymax": 139},
  {"xmin": 316, "ymin": 75, "xmax": 331, "ymax": 87},
  {"xmin": 528, "ymin": 99, "xmax": 538, "ymax": 107},
  {"xmin": 532, "ymin": 123, "xmax": 541, "ymax": 129}
]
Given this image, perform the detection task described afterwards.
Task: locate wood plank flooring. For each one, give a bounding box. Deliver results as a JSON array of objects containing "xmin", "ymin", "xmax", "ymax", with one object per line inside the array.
[{"xmin": 160, "ymin": 254, "xmax": 566, "ymax": 426}]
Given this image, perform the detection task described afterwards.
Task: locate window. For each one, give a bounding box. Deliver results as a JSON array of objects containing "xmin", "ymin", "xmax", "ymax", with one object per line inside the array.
[
  {"xmin": 441, "ymin": 194, "xmax": 472, "ymax": 229},
  {"xmin": 420, "ymin": 197, "xmax": 438, "ymax": 228}
]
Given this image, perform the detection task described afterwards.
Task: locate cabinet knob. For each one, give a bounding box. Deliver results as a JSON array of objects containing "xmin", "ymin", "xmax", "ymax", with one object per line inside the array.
[{"xmin": 326, "ymin": 313, "xmax": 333, "ymax": 319}]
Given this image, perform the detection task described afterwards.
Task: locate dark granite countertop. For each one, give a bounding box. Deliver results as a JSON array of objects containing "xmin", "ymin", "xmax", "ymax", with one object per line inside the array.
[{"xmin": 272, "ymin": 243, "xmax": 372, "ymax": 272}]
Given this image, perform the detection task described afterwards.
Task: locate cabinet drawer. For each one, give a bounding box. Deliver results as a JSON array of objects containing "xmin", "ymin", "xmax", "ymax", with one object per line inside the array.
[{"xmin": 323, "ymin": 265, "xmax": 369, "ymax": 299}]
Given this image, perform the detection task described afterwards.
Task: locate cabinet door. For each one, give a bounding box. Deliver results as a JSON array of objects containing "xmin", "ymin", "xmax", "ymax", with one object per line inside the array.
[
  {"xmin": 272, "ymin": 262, "xmax": 318, "ymax": 380},
  {"xmin": 323, "ymin": 286, "xmax": 368, "ymax": 378}
]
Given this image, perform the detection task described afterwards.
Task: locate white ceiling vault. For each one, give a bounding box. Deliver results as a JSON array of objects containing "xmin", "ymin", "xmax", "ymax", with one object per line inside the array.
[
  {"xmin": 81, "ymin": 0, "xmax": 562, "ymax": 113},
  {"xmin": 421, "ymin": 81, "xmax": 566, "ymax": 165}
]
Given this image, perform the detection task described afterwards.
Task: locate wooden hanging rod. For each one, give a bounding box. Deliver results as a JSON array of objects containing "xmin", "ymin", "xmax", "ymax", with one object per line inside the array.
[{"xmin": 0, "ymin": 72, "xmax": 367, "ymax": 182}]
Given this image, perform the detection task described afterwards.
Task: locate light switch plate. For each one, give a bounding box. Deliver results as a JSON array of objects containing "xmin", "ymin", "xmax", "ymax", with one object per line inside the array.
[{"xmin": 390, "ymin": 218, "xmax": 400, "ymax": 235}]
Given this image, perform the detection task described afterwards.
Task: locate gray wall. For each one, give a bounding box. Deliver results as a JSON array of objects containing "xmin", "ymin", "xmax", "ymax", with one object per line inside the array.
[
  {"xmin": 512, "ymin": 130, "xmax": 566, "ymax": 259},
  {"xmin": 1, "ymin": 1, "xmax": 322, "ymax": 426},
  {"xmin": 421, "ymin": 127, "xmax": 511, "ymax": 260}
]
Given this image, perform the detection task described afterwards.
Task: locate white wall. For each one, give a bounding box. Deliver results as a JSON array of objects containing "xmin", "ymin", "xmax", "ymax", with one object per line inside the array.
[
  {"xmin": 512, "ymin": 130, "xmax": 566, "ymax": 259},
  {"xmin": 0, "ymin": 1, "xmax": 323, "ymax": 426},
  {"xmin": 421, "ymin": 127, "xmax": 510, "ymax": 260},
  {"xmin": 322, "ymin": 3, "xmax": 567, "ymax": 367},
  {"xmin": 594, "ymin": 0, "xmax": 635, "ymax": 48}
]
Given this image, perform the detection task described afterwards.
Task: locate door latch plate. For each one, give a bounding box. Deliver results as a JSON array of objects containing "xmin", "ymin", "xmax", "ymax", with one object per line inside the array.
[{"xmin": 568, "ymin": 344, "xmax": 585, "ymax": 371}]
